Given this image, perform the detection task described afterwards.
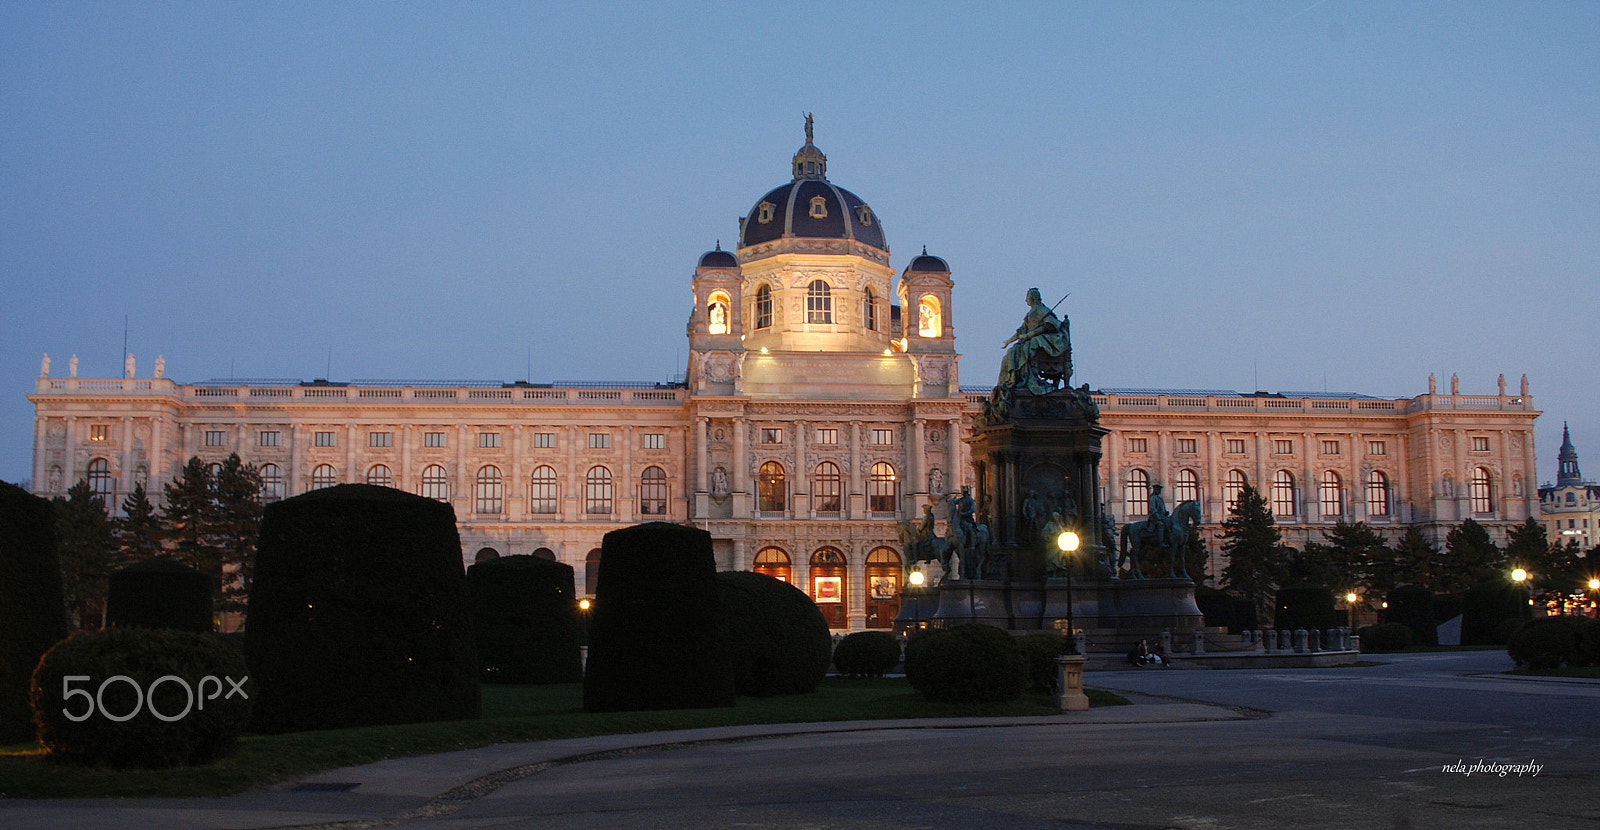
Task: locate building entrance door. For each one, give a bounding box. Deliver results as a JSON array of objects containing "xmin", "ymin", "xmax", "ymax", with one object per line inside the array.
[
  {"xmin": 810, "ymin": 547, "xmax": 848, "ymax": 629},
  {"xmin": 864, "ymin": 547, "xmax": 901, "ymax": 629}
]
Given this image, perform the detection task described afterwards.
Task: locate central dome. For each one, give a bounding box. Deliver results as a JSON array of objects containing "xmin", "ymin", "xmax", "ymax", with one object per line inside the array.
[{"xmin": 737, "ymin": 119, "xmax": 887, "ymax": 254}]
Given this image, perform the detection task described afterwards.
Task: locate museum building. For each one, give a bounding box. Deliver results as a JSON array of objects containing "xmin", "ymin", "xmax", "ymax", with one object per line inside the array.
[
  {"xmin": 27, "ymin": 125, "xmax": 1542, "ymax": 631},
  {"xmin": 1540, "ymin": 424, "xmax": 1599, "ymax": 550}
]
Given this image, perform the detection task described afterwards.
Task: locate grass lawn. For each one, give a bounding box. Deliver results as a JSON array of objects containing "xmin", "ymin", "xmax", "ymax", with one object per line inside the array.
[
  {"xmin": 1508, "ymin": 665, "xmax": 1600, "ymax": 679},
  {"xmin": 0, "ymin": 678, "xmax": 1128, "ymax": 800}
]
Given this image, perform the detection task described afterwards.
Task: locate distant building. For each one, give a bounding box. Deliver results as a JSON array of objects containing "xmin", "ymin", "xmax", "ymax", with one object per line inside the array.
[
  {"xmin": 26, "ymin": 124, "xmax": 1543, "ymax": 630},
  {"xmin": 1540, "ymin": 423, "xmax": 1599, "ymax": 550}
]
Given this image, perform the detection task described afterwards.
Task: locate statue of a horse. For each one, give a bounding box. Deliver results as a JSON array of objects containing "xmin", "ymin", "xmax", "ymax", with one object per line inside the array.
[
  {"xmin": 1118, "ymin": 499, "xmax": 1202, "ymax": 579},
  {"xmin": 897, "ymin": 518, "xmax": 950, "ymax": 583},
  {"xmin": 945, "ymin": 517, "xmax": 991, "ymax": 580}
]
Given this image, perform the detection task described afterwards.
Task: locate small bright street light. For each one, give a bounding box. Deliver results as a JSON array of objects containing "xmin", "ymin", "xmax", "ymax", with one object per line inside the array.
[
  {"xmin": 578, "ymin": 598, "xmax": 591, "ymax": 611},
  {"xmin": 1588, "ymin": 578, "xmax": 1598, "ymax": 592},
  {"xmin": 1057, "ymin": 530, "xmax": 1080, "ymax": 553},
  {"xmin": 1345, "ymin": 592, "xmax": 1358, "ymax": 630},
  {"xmin": 1512, "ymin": 568, "xmax": 1528, "ymax": 583},
  {"xmin": 909, "ymin": 568, "xmax": 925, "ymax": 588}
]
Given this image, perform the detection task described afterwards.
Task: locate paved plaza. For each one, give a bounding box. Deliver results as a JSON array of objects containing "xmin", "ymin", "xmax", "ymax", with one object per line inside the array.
[{"xmin": 3, "ymin": 651, "xmax": 1597, "ymax": 829}]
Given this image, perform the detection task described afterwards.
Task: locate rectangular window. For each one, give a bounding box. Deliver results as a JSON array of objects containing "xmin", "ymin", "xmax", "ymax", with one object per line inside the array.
[
  {"xmin": 1368, "ymin": 441, "xmax": 1387, "ymax": 456},
  {"xmin": 1225, "ymin": 438, "xmax": 1246, "ymax": 455},
  {"xmin": 314, "ymin": 431, "xmax": 337, "ymax": 447},
  {"xmin": 369, "ymin": 431, "xmax": 393, "ymax": 448},
  {"xmin": 1176, "ymin": 438, "xmax": 1197, "ymax": 454},
  {"xmin": 761, "ymin": 428, "xmax": 782, "ymax": 444},
  {"xmin": 871, "ymin": 429, "xmax": 893, "ymax": 446},
  {"xmin": 816, "ymin": 428, "xmax": 838, "ymax": 445},
  {"xmin": 1127, "ymin": 437, "xmax": 1148, "ymax": 454},
  {"xmin": 1274, "ymin": 439, "xmax": 1293, "ymax": 455},
  {"xmin": 1322, "ymin": 440, "xmax": 1340, "ymax": 455},
  {"xmin": 479, "ymin": 432, "xmax": 501, "ymax": 449},
  {"xmin": 643, "ymin": 433, "xmax": 665, "ymax": 449},
  {"xmin": 259, "ymin": 430, "xmax": 280, "ymax": 447},
  {"xmin": 533, "ymin": 432, "xmax": 555, "ymax": 448},
  {"xmin": 589, "ymin": 433, "xmax": 610, "ymax": 449},
  {"xmin": 205, "ymin": 430, "xmax": 226, "ymax": 447},
  {"xmin": 1472, "ymin": 437, "xmax": 1490, "ymax": 452},
  {"xmin": 89, "ymin": 425, "xmax": 109, "ymax": 442},
  {"xmin": 424, "ymin": 431, "xmax": 446, "ymax": 448}
]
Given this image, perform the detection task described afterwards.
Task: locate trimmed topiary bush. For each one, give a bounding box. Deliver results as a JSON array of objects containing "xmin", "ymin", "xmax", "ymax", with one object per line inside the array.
[
  {"xmin": 1016, "ymin": 632, "xmax": 1067, "ymax": 695},
  {"xmin": 1384, "ymin": 585, "xmax": 1438, "ymax": 646},
  {"xmin": 1274, "ymin": 584, "xmax": 1338, "ymax": 632},
  {"xmin": 832, "ymin": 631, "xmax": 902, "ymax": 679},
  {"xmin": 904, "ymin": 624, "xmax": 1027, "ymax": 704},
  {"xmin": 1357, "ymin": 622, "xmax": 1412, "ymax": 652},
  {"xmin": 468, "ymin": 555, "xmax": 583, "ymax": 684},
  {"xmin": 29, "ymin": 628, "xmax": 251, "ymax": 768},
  {"xmin": 1462, "ymin": 582, "xmax": 1522, "ymax": 646},
  {"xmin": 246, "ymin": 484, "xmax": 480, "ymax": 733},
  {"xmin": 1508, "ymin": 616, "xmax": 1582, "ymax": 670},
  {"xmin": 1, "ymin": 481, "xmax": 67, "ymax": 744},
  {"xmin": 106, "ymin": 558, "xmax": 213, "ymax": 633},
  {"xmin": 583, "ymin": 522, "xmax": 734, "ymax": 712},
  {"xmin": 717, "ymin": 571, "xmax": 831, "ymax": 696}
]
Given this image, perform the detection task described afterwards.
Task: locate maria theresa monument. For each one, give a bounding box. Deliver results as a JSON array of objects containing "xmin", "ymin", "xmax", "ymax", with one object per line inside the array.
[{"xmin": 28, "ymin": 119, "xmax": 1541, "ymax": 632}]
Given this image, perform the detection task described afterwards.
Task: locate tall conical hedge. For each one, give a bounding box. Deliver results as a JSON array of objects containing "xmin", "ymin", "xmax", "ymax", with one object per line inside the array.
[
  {"xmin": 1, "ymin": 481, "xmax": 68, "ymax": 743},
  {"xmin": 468, "ymin": 554, "xmax": 583, "ymax": 684}
]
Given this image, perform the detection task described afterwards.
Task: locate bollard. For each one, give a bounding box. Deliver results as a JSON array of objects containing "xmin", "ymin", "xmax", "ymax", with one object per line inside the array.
[
  {"xmin": 1159, "ymin": 628, "xmax": 1174, "ymax": 656},
  {"xmin": 1293, "ymin": 628, "xmax": 1307, "ymax": 653},
  {"xmin": 1266, "ymin": 629, "xmax": 1278, "ymax": 651},
  {"xmin": 1075, "ymin": 631, "xmax": 1087, "ymax": 656},
  {"xmin": 1308, "ymin": 628, "xmax": 1321, "ymax": 652},
  {"xmin": 1192, "ymin": 629, "xmax": 1205, "ymax": 655}
]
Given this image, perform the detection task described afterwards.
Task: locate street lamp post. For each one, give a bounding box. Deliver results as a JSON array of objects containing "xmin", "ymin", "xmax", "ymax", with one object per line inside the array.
[
  {"xmin": 1057, "ymin": 529, "xmax": 1081, "ymax": 654},
  {"xmin": 1345, "ymin": 591, "xmax": 1358, "ymax": 631},
  {"xmin": 1512, "ymin": 568, "xmax": 1529, "ymax": 620},
  {"xmin": 1588, "ymin": 578, "xmax": 1599, "ymax": 618}
]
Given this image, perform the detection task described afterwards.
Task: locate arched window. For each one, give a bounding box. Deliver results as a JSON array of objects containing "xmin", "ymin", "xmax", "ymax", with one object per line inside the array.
[
  {"xmin": 918, "ymin": 295, "xmax": 941, "ymax": 337},
  {"xmin": 1271, "ymin": 470, "xmax": 1296, "ymax": 516},
  {"xmin": 758, "ymin": 461, "xmax": 787, "ymax": 512},
  {"xmin": 1470, "ymin": 467, "xmax": 1493, "ymax": 514},
  {"xmin": 1366, "ymin": 470, "xmax": 1391, "ymax": 517},
  {"xmin": 869, "ymin": 462, "xmax": 898, "ymax": 513},
  {"xmin": 865, "ymin": 547, "xmax": 902, "ymax": 629},
  {"xmin": 476, "ymin": 466, "xmax": 504, "ymax": 515},
  {"xmin": 806, "ymin": 280, "xmax": 833, "ymax": 324},
  {"xmin": 1319, "ymin": 470, "xmax": 1343, "ymax": 519},
  {"xmin": 1224, "ymin": 470, "xmax": 1248, "ymax": 512},
  {"xmin": 87, "ymin": 458, "xmax": 113, "ymax": 506},
  {"xmin": 707, "ymin": 291, "xmax": 730, "ymax": 335},
  {"xmin": 529, "ymin": 465, "xmax": 558, "ymax": 514},
  {"xmin": 754, "ymin": 284, "xmax": 772, "ymax": 329},
  {"xmin": 584, "ymin": 548, "xmax": 601, "ymax": 595},
  {"xmin": 532, "ymin": 547, "xmax": 556, "ymax": 560},
  {"xmin": 260, "ymin": 463, "xmax": 284, "ymax": 502},
  {"xmin": 753, "ymin": 547, "xmax": 792, "ymax": 583},
  {"xmin": 366, "ymin": 464, "xmax": 392, "ymax": 487},
  {"xmin": 811, "ymin": 547, "xmax": 848, "ymax": 628},
  {"xmin": 639, "ymin": 466, "xmax": 668, "ymax": 515},
  {"xmin": 863, "ymin": 287, "xmax": 878, "ymax": 331},
  {"xmin": 1173, "ymin": 469, "xmax": 1200, "ymax": 504},
  {"xmin": 812, "ymin": 461, "xmax": 841, "ymax": 512},
  {"xmin": 474, "ymin": 547, "xmax": 500, "ymax": 563},
  {"xmin": 1125, "ymin": 469, "xmax": 1151, "ymax": 517},
  {"xmin": 421, "ymin": 464, "xmax": 449, "ymax": 500},
  {"xmin": 585, "ymin": 466, "xmax": 613, "ymax": 515},
  {"xmin": 312, "ymin": 464, "xmax": 338, "ymax": 491}
]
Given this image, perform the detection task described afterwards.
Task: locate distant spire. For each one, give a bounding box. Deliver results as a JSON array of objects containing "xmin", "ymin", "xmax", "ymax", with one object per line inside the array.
[{"xmin": 1557, "ymin": 422, "xmax": 1582, "ymax": 486}]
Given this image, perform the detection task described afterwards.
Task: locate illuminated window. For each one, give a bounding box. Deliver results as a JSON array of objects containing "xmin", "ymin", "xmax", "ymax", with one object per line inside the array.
[
  {"xmin": 707, "ymin": 291, "xmax": 730, "ymax": 335},
  {"xmin": 89, "ymin": 425, "xmax": 109, "ymax": 442},
  {"xmin": 1319, "ymin": 471, "xmax": 1344, "ymax": 518},
  {"xmin": 639, "ymin": 466, "xmax": 668, "ymax": 515},
  {"xmin": 869, "ymin": 462, "xmax": 898, "ymax": 513},
  {"xmin": 1176, "ymin": 438, "xmax": 1197, "ymax": 454},
  {"xmin": 753, "ymin": 547, "xmax": 792, "ymax": 583},
  {"xmin": 87, "ymin": 458, "xmax": 113, "ymax": 506},
  {"xmin": 259, "ymin": 430, "xmax": 280, "ymax": 447},
  {"xmin": 643, "ymin": 433, "xmax": 665, "ymax": 450},
  {"xmin": 917, "ymin": 296, "xmax": 941, "ymax": 337},
  {"xmin": 1366, "ymin": 471, "xmax": 1390, "ymax": 517},
  {"xmin": 424, "ymin": 431, "xmax": 446, "ymax": 448},
  {"xmin": 1226, "ymin": 438, "xmax": 1246, "ymax": 454},
  {"xmin": 806, "ymin": 280, "xmax": 833, "ymax": 324},
  {"xmin": 260, "ymin": 464, "xmax": 284, "ymax": 502},
  {"xmin": 863, "ymin": 288, "xmax": 878, "ymax": 331},
  {"xmin": 871, "ymin": 429, "xmax": 893, "ymax": 445},
  {"xmin": 813, "ymin": 461, "xmax": 841, "ymax": 512},
  {"xmin": 312, "ymin": 464, "xmax": 338, "ymax": 490},
  {"xmin": 1125, "ymin": 469, "xmax": 1151, "ymax": 517},
  {"xmin": 479, "ymin": 432, "xmax": 501, "ymax": 449},
  {"xmin": 205, "ymin": 430, "xmax": 226, "ymax": 447},
  {"xmin": 533, "ymin": 432, "xmax": 554, "ymax": 448},
  {"xmin": 1127, "ymin": 437, "xmax": 1148, "ymax": 454},
  {"xmin": 589, "ymin": 433, "xmax": 610, "ymax": 449},
  {"xmin": 762, "ymin": 428, "xmax": 782, "ymax": 444},
  {"xmin": 1470, "ymin": 467, "xmax": 1493, "ymax": 514},
  {"xmin": 315, "ymin": 431, "xmax": 336, "ymax": 447},
  {"xmin": 369, "ymin": 431, "xmax": 392, "ymax": 448},
  {"xmin": 366, "ymin": 464, "xmax": 392, "ymax": 487},
  {"xmin": 755, "ymin": 284, "xmax": 772, "ymax": 329},
  {"xmin": 1174, "ymin": 469, "xmax": 1200, "ymax": 504},
  {"xmin": 758, "ymin": 461, "xmax": 786, "ymax": 512},
  {"xmin": 1225, "ymin": 470, "xmax": 1249, "ymax": 511},
  {"xmin": 529, "ymin": 466, "xmax": 558, "ymax": 514},
  {"xmin": 475, "ymin": 466, "xmax": 504, "ymax": 515},
  {"xmin": 585, "ymin": 467, "xmax": 613, "ymax": 515},
  {"xmin": 816, "ymin": 428, "xmax": 838, "ymax": 445},
  {"xmin": 421, "ymin": 465, "xmax": 449, "ymax": 500},
  {"xmin": 809, "ymin": 194, "xmax": 828, "ymax": 218},
  {"xmin": 1271, "ymin": 471, "xmax": 1296, "ymax": 516}
]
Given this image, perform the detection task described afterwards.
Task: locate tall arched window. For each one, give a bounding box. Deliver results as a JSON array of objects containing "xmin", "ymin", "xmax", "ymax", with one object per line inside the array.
[
  {"xmin": 753, "ymin": 547, "xmax": 793, "ymax": 583},
  {"xmin": 865, "ymin": 547, "xmax": 902, "ymax": 629},
  {"xmin": 1173, "ymin": 469, "xmax": 1200, "ymax": 504},
  {"xmin": 707, "ymin": 291, "xmax": 730, "ymax": 335},
  {"xmin": 869, "ymin": 462, "xmax": 898, "ymax": 513},
  {"xmin": 806, "ymin": 280, "xmax": 833, "ymax": 324},
  {"xmin": 529, "ymin": 465, "xmax": 558, "ymax": 514},
  {"xmin": 811, "ymin": 547, "xmax": 848, "ymax": 628},
  {"xmin": 474, "ymin": 547, "xmax": 500, "ymax": 563},
  {"xmin": 312, "ymin": 464, "xmax": 338, "ymax": 491},
  {"xmin": 366, "ymin": 464, "xmax": 392, "ymax": 487},
  {"xmin": 918, "ymin": 295, "xmax": 941, "ymax": 337},
  {"xmin": 812, "ymin": 461, "xmax": 841, "ymax": 512},
  {"xmin": 1319, "ymin": 470, "xmax": 1343, "ymax": 519},
  {"xmin": 1366, "ymin": 470, "xmax": 1391, "ymax": 517},
  {"xmin": 639, "ymin": 466, "xmax": 667, "ymax": 515},
  {"xmin": 585, "ymin": 466, "xmax": 613, "ymax": 515},
  {"xmin": 421, "ymin": 464, "xmax": 449, "ymax": 500},
  {"xmin": 1224, "ymin": 470, "xmax": 1249, "ymax": 512},
  {"xmin": 758, "ymin": 461, "xmax": 787, "ymax": 512},
  {"xmin": 1271, "ymin": 470, "xmax": 1296, "ymax": 516},
  {"xmin": 260, "ymin": 463, "xmax": 284, "ymax": 502},
  {"xmin": 1470, "ymin": 467, "xmax": 1493, "ymax": 515},
  {"xmin": 476, "ymin": 466, "xmax": 504, "ymax": 515},
  {"xmin": 87, "ymin": 458, "xmax": 113, "ymax": 506},
  {"xmin": 584, "ymin": 548, "xmax": 601, "ymax": 596},
  {"xmin": 754, "ymin": 284, "xmax": 772, "ymax": 329},
  {"xmin": 863, "ymin": 287, "xmax": 878, "ymax": 331},
  {"xmin": 1125, "ymin": 469, "xmax": 1151, "ymax": 517}
]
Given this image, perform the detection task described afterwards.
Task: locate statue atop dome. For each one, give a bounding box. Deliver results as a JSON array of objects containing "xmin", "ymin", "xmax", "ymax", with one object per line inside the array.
[{"xmin": 804, "ymin": 111, "xmax": 814, "ymax": 144}]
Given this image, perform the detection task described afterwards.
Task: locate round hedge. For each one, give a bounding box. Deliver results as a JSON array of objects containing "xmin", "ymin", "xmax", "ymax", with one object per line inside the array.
[
  {"xmin": 1508, "ymin": 616, "xmax": 1582, "ymax": 670},
  {"xmin": 0, "ymin": 481, "xmax": 67, "ymax": 744},
  {"xmin": 1015, "ymin": 632, "xmax": 1067, "ymax": 694},
  {"xmin": 716, "ymin": 571, "xmax": 831, "ymax": 696},
  {"xmin": 468, "ymin": 555, "xmax": 583, "ymax": 684},
  {"xmin": 831, "ymin": 631, "xmax": 902, "ymax": 678},
  {"xmin": 30, "ymin": 628, "xmax": 251, "ymax": 768},
  {"xmin": 106, "ymin": 558, "xmax": 214, "ymax": 633},
  {"xmin": 1461, "ymin": 582, "xmax": 1521, "ymax": 646},
  {"xmin": 904, "ymin": 624, "xmax": 1027, "ymax": 704},
  {"xmin": 1357, "ymin": 622, "xmax": 1412, "ymax": 652}
]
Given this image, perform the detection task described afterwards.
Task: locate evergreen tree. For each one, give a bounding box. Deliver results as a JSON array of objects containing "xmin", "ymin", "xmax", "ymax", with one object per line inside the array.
[
  {"xmin": 163, "ymin": 457, "xmax": 219, "ymax": 574},
  {"xmin": 1392, "ymin": 526, "xmax": 1437, "ymax": 589},
  {"xmin": 1323, "ymin": 520, "xmax": 1395, "ymax": 596},
  {"xmin": 1220, "ymin": 483, "xmax": 1288, "ymax": 622},
  {"xmin": 1182, "ymin": 531, "xmax": 1210, "ymax": 585},
  {"xmin": 54, "ymin": 480, "xmax": 117, "ymax": 630},
  {"xmin": 213, "ymin": 453, "xmax": 264, "ymax": 614},
  {"xmin": 1438, "ymin": 518, "xmax": 1504, "ymax": 596},
  {"xmin": 1287, "ymin": 541, "xmax": 1337, "ymax": 588},
  {"xmin": 114, "ymin": 482, "xmax": 166, "ymax": 567}
]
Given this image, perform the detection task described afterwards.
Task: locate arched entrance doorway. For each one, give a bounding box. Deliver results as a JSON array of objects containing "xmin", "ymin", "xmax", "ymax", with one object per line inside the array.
[
  {"xmin": 753, "ymin": 547, "xmax": 793, "ymax": 584},
  {"xmin": 810, "ymin": 547, "xmax": 848, "ymax": 629},
  {"xmin": 865, "ymin": 547, "xmax": 901, "ymax": 629}
]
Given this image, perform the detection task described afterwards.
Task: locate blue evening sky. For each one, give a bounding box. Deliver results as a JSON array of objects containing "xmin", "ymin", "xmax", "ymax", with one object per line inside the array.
[{"xmin": 3, "ymin": 2, "xmax": 1596, "ymax": 486}]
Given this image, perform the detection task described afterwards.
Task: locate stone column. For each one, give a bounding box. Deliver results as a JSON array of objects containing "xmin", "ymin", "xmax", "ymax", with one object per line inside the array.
[
  {"xmin": 119, "ymin": 416, "xmax": 135, "ymax": 506},
  {"xmin": 621, "ymin": 425, "xmax": 634, "ymax": 522},
  {"xmin": 401, "ymin": 425, "xmax": 413, "ymax": 497},
  {"xmin": 848, "ymin": 421, "xmax": 863, "ymax": 519},
  {"xmin": 910, "ymin": 418, "xmax": 926, "ymax": 498},
  {"xmin": 32, "ymin": 416, "xmax": 47, "ymax": 495},
  {"xmin": 794, "ymin": 420, "xmax": 809, "ymax": 518},
  {"xmin": 287, "ymin": 424, "xmax": 302, "ymax": 498}
]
